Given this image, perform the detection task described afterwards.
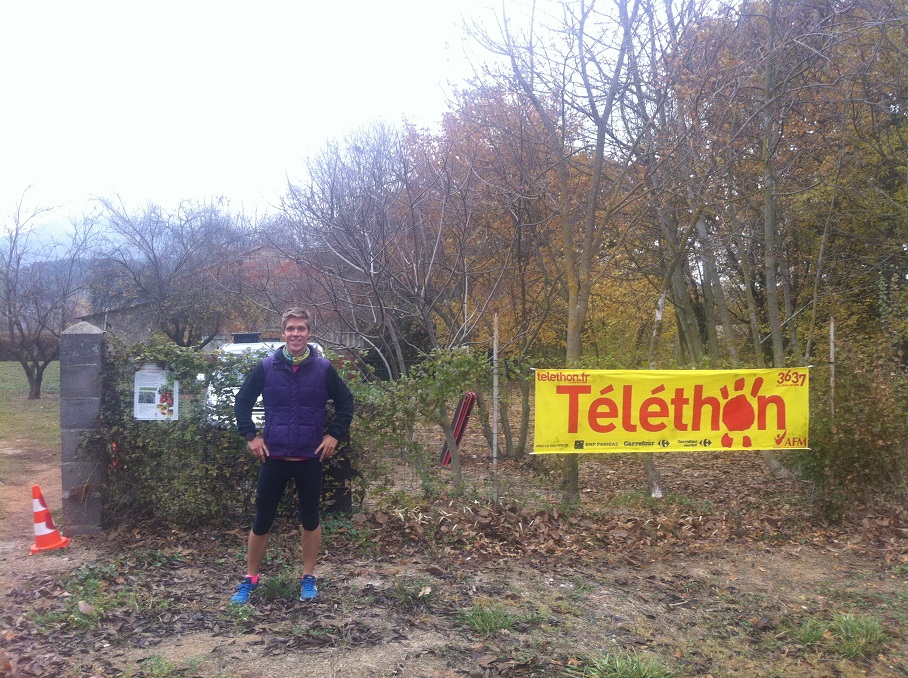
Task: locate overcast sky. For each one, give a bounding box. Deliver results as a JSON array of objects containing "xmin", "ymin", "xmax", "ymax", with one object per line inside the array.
[{"xmin": 0, "ymin": 1, "xmax": 505, "ymax": 227}]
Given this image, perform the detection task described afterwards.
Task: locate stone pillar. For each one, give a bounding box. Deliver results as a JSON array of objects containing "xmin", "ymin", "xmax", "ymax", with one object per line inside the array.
[{"xmin": 59, "ymin": 321, "xmax": 105, "ymax": 536}]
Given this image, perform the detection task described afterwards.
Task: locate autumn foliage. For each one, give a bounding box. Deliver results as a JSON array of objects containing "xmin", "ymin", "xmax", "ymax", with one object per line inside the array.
[{"xmin": 266, "ymin": 0, "xmax": 908, "ymax": 502}]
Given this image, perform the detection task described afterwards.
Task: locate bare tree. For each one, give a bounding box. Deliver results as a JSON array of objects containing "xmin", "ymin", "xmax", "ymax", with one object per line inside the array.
[
  {"xmin": 0, "ymin": 194, "xmax": 98, "ymax": 398},
  {"xmin": 277, "ymin": 124, "xmax": 425, "ymax": 379},
  {"xmin": 278, "ymin": 122, "xmax": 511, "ymax": 380},
  {"xmin": 97, "ymin": 199, "xmax": 251, "ymax": 348},
  {"xmin": 475, "ymin": 0, "xmax": 670, "ymax": 503}
]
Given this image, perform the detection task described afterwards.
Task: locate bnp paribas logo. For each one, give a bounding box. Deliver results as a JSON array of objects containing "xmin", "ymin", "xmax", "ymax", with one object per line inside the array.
[{"xmin": 574, "ymin": 440, "xmax": 585, "ymax": 450}]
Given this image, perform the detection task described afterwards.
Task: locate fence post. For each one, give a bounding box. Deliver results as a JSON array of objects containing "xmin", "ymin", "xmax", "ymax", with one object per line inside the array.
[{"xmin": 60, "ymin": 321, "xmax": 105, "ymax": 536}]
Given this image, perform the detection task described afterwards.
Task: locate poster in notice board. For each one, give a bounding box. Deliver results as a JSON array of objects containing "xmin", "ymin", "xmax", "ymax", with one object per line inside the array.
[{"xmin": 133, "ymin": 365, "xmax": 179, "ymax": 420}]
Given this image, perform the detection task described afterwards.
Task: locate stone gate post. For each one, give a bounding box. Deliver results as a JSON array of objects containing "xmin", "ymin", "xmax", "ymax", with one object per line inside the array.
[{"xmin": 59, "ymin": 321, "xmax": 105, "ymax": 536}]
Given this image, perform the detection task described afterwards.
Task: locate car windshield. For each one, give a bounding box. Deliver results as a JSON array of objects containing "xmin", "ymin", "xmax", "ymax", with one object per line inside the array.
[{"xmin": 204, "ymin": 341, "xmax": 325, "ymax": 428}]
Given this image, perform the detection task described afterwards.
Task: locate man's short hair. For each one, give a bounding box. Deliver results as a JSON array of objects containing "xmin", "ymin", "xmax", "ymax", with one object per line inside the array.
[{"xmin": 281, "ymin": 307, "xmax": 312, "ymax": 330}]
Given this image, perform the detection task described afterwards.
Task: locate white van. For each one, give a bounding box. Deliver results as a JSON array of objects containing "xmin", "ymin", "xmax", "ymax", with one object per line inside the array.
[{"xmin": 206, "ymin": 334, "xmax": 323, "ymax": 428}]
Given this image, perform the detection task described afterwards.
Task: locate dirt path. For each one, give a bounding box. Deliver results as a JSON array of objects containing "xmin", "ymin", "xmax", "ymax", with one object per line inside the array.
[{"xmin": 0, "ymin": 442, "xmax": 92, "ymax": 577}]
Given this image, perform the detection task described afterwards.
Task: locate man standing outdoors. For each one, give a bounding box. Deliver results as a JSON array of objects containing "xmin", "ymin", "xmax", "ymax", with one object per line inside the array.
[{"xmin": 230, "ymin": 308, "xmax": 354, "ymax": 603}]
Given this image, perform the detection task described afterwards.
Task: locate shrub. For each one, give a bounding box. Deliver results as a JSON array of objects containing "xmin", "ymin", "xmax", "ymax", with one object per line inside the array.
[
  {"xmin": 789, "ymin": 339, "xmax": 908, "ymax": 513},
  {"xmin": 82, "ymin": 338, "xmax": 504, "ymax": 525},
  {"xmin": 80, "ymin": 336, "xmax": 261, "ymax": 525}
]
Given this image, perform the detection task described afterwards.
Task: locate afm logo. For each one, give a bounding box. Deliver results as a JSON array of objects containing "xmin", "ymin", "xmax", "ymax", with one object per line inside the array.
[
  {"xmin": 574, "ymin": 440, "xmax": 585, "ymax": 450},
  {"xmin": 775, "ymin": 434, "xmax": 808, "ymax": 447}
]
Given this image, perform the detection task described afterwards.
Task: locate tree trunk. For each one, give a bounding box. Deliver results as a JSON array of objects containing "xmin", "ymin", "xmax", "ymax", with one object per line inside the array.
[
  {"xmin": 492, "ymin": 373, "xmax": 530, "ymax": 460},
  {"xmin": 759, "ymin": 0, "xmax": 792, "ymax": 479},
  {"xmin": 779, "ymin": 253, "xmax": 803, "ymax": 363},
  {"xmin": 562, "ymin": 298, "xmax": 584, "ymax": 505},
  {"xmin": 643, "ymin": 206, "xmax": 707, "ymax": 499},
  {"xmin": 647, "ymin": 292, "xmax": 667, "ymax": 367},
  {"xmin": 501, "ymin": 402, "xmax": 515, "ymax": 459},
  {"xmin": 695, "ymin": 216, "xmax": 738, "ymax": 363},
  {"xmin": 642, "ymin": 453, "xmax": 663, "ymax": 498},
  {"xmin": 517, "ymin": 377, "xmax": 530, "ymax": 459},
  {"xmin": 658, "ymin": 208, "xmax": 704, "ymax": 363},
  {"xmin": 474, "ymin": 392, "xmax": 496, "ymax": 455},
  {"xmin": 21, "ymin": 359, "xmax": 45, "ymax": 400},
  {"xmin": 28, "ymin": 375, "xmax": 43, "ymax": 400},
  {"xmin": 728, "ymin": 217, "xmax": 765, "ymax": 368},
  {"xmin": 641, "ymin": 293, "xmax": 669, "ymax": 498},
  {"xmin": 762, "ymin": 0, "xmax": 786, "ymax": 368}
]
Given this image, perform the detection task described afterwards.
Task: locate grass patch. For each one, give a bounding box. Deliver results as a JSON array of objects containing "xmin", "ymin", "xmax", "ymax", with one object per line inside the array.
[
  {"xmin": 789, "ymin": 612, "xmax": 887, "ymax": 659},
  {"xmin": 790, "ymin": 617, "xmax": 827, "ymax": 645},
  {"xmin": 28, "ymin": 608, "xmax": 83, "ymax": 630},
  {"xmin": 829, "ymin": 613, "xmax": 887, "ymax": 659},
  {"xmin": 225, "ymin": 603, "xmax": 256, "ymax": 622},
  {"xmin": 0, "ymin": 361, "xmax": 61, "ymax": 453},
  {"xmin": 459, "ymin": 599, "xmax": 519, "ymax": 636},
  {"xmin": 0, "ymin": 360, "xmax": 60, "ymax": 396},
  {"xmin": 29, "ymin": 552, "xmax": 188, "ymax": 633},
  {"xmin": 126, "ymin": 548, "xmax": 187, "ymax": 569},
  {"xmin": 321, "ymin": 514, "xmax": 377, "ymax": 552},
  {"xmin": 387, "ymin": 574, "xmax": 436, "ymax": 607},
  {"xmin": 602, "ymin": 490, "xmax": 715, "ymax": 514},
  {"xmin": 564, "ymin": 649, "xmax": 676, "ymax": 678},
  {"xmin": 259, "ymin": 571, "xmax": 299, "ymax": 601},
  {"xmin": 125, "ymin": 654, "xmax": 202, "ymax": 677}
]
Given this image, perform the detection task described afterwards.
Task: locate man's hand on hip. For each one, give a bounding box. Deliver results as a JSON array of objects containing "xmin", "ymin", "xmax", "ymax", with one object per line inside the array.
[
  {"xmin": 315, "ymin": 434, "xmax": 339, "ymax": 462},
  {"xmin": 247, "ymin": 436, "xmax": 269, "ymax": 462}
]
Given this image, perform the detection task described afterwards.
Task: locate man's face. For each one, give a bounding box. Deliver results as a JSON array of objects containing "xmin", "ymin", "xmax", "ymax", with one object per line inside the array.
[{"xmin": 282, "ymin": 318, "xmax": 311, "ymax": 356}]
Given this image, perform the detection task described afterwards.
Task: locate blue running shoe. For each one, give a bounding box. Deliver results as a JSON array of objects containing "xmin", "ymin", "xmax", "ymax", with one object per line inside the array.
[
  {"xmin": 230, "ymin": 576, "xmax": 258, "ymax": 604},
  {"xmin": 300, "ymin": 574, "xmax": 318, "ymax": 601}
]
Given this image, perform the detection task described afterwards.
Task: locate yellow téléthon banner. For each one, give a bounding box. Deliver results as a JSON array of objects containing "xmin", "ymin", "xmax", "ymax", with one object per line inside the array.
[{"xmin": 533, "ymin": 368, "xmax": 809, "ymax": 454}]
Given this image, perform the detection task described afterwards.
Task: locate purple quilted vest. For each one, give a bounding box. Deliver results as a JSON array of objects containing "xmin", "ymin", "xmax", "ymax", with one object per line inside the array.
[{"xmin": 261, "ymin": 349, "xmax": 330, "ymax": 459}]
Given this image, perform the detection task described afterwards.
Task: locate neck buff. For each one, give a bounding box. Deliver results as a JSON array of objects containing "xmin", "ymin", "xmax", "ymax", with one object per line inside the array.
[{"xmin": 282, "ymin": 346, "xmax": 310, "ymax": 366}]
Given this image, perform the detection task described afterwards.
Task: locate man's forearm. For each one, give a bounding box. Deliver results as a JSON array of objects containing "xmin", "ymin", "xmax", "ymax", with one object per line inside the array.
[{"xmin": 234, "ymin": 364, "xmax": 265, "ymax": 436}]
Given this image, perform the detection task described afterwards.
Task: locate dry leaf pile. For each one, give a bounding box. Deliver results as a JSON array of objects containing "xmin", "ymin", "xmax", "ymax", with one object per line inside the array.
[{"xmin": 1, "ymin": 451, "xmax": 905, "ymax": 677}]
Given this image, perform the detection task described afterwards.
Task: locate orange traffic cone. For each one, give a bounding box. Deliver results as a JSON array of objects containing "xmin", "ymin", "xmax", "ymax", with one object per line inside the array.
[{"xmin": 30, "ymin": 485, "xmax": 71, "ymax": 554}]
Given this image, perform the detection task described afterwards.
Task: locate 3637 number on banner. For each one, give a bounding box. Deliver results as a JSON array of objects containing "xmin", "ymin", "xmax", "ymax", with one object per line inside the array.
[{"xmin": 533, "ymin": 368, "xmax": 809, "ymax": 454}]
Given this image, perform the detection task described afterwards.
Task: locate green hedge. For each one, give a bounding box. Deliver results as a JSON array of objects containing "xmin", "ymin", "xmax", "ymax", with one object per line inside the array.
[
  {"xmin": 82, "ymin": 336, "xmax": 468, "ymax": 527},
  {"xmin": 77, "ymin": 338, "xmax": 258, "ymax": 525}
]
